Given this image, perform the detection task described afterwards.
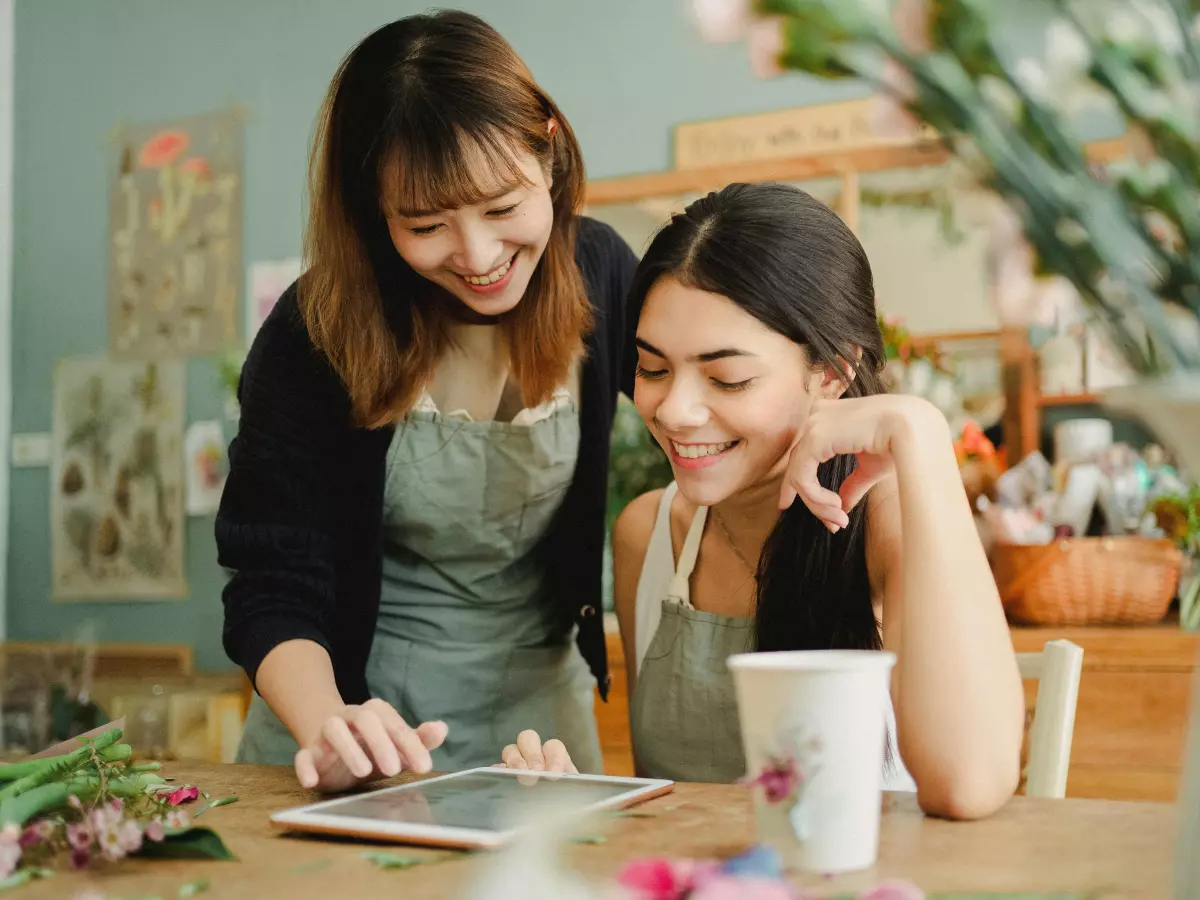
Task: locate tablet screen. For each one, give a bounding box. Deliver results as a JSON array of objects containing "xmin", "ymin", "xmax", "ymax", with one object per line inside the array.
[{"xmin": 316, "ymin": 770, "xmax": 644, "ymax": 832}]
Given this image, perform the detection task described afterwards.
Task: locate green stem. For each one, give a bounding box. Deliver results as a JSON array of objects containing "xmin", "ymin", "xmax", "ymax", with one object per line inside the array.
[
  {"xmin": 0, "ymin": 728, "xmax": 122, "ymax": 804},
  {"xmin": 0, "ymin": 743, "xmax": 131, "ymax": 782},
  {"xmin": 0, "ymin": 782, "xmax": 98, "ymax": 827}
]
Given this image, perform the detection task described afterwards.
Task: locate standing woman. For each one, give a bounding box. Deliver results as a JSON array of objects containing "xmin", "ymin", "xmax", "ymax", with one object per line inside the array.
[{"xmin": 217, "ymin": 11, "xmax": 638, "ymax": 791}]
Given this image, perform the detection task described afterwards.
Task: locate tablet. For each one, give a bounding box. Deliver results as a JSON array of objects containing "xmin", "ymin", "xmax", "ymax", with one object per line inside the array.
[{"xmin": 269, "ymin": 767, "xmax": 675, "ymax": 849}]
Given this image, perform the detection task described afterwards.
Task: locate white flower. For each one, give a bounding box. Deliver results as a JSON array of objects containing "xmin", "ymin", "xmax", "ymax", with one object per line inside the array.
[
  {"xmin": 1134, "ymin": 0, "xmax": 1183, "ymax": 53},
  {"xmin": 1012, "ymin": 58, "xmax": 1050, "ymax": 102},
  {"xmin": 99, "ymin": 823, "xmax": 126, "ymax": 861},
  {"xmin": 1046, "ymin": 19, "xmax": 1091, "ymax": 75},
  {"xmin": 0, "ymin": 843, "xmax": 19, "ymax": 879},
  {"xmin": 979, "ymin": 76, "xmax": 1022, "ymax": 122},
  {"xmin": 690, "ymin": 0, "xmax": 751, "ymax": 44},
  {"xmin": 1106, "ymin": 8, "xmax": 1147, "ymax": 45}
]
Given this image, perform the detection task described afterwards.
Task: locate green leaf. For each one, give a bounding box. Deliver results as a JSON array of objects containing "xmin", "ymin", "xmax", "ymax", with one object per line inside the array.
[
  {"xmin": 361, "ymin": 850, "xmax": 429, "ymax": 869},
  {"xmin": 193, "ymin": 795, "xmax": 238, "ymax": 818},
  {"xmin": 571, "ymin": 834, "xmax": 608, "ymax": 845},
  {"xmin": 0, "ymin": 867, "xmax": 53, "ymax": 891},
  {"xmin": 136, "ymin": 826, "xmax": 236, "ymax": 861},
  {"xmin": 178, "ymin": 878, "xmax": 210, "ymax": 897}
]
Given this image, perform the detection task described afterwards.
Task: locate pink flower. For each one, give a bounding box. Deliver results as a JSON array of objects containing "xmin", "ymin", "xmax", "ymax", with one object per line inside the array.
[
  {"xmin": 986, "ymin": 201, "xmax": 1038, "ymax": 325},
  {"xmin": 871, "ymin": 60, "xmax": 922, "ymax": 139},
  {"xmin": 858, "ymin": 881, "xmax": 926, "ymax": 900},
  {"xmin": 145, "ymin": 818, "xmax": 166, "ymax": 843},
  {"xmin": 167, "ymin": 785, "xmax": 200, "ymax": 806},
  {"xmin": 742, "ymin": 758, "xmax": 801, "ymax": 804},
  {"xmin": 691, "ymin": 0, "xmax": 751, "ymax": 43},
  {"xmin": 691, "ymin": 875, "xmax": 796, "ymax": 900},
  {"xmin": 0, "ymin": 842, "xmax": 20, "ymax": 878},
  {"xmin": 66, "ymin": 822, "xmax": 93, "ymax": 851},
  {"xmin": 98, "ymin": 823, "xmax": 126, "ymax": 862},
  {"xmin": 69, "ymin": 845, "xmax": 91, "ymax": 870},
  {"xmin": 118, "ymin": 820, "xmax": 143, "ymax": 854},
  {"xmin": 747, "ymin": 17, "xmax": 786, "ymax": 80},
  {"xmin": 165, "ymin": 809, "xmax": 190, "ymax": 830},
  {"xmin": 616, "ymin": 858, "xmax": 720, "ymax": 899},
  {"xmin": 891, "ymin": 0, "xmax": 932, "ymax": 53}
]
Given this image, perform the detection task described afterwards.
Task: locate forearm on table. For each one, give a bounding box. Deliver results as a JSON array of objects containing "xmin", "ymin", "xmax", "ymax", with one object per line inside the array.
[
  {"xmin": 890, "ymin": 413, "xmax": 1023, "ymax": 815},
  {"xmin": 255, "ymin": 639, "xmax": 347, "ymax": 748}
]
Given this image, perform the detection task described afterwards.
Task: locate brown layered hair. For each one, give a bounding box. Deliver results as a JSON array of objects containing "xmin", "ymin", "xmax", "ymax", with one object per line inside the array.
[{"xmin": 302, "ymin": 11, "xmax": 591, "ymax": 428}]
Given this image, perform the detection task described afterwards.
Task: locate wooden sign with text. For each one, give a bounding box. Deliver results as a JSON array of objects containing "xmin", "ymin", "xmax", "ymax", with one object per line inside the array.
[{"xmin": 673, "ymin": 97, "xmax": 937, "ymax": 170}]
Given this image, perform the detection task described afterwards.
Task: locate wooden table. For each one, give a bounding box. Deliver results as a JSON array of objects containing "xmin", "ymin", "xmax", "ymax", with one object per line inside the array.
[
  {"xmin": 20, "ymin": 763, "xmax": 1176, "ymax": 899},
  {"xmin": 597, "ymin": 623, "xmax": 1200, "ymax": 801}
]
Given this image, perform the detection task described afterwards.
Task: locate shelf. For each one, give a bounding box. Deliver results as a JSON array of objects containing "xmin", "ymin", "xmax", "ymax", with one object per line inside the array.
[{"xmin": 1038, "ymin": 392, "xmax": 1100, "ymax": 407}]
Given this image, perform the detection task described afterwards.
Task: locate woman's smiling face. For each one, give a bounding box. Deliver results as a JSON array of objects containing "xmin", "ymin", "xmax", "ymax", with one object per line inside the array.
[
  {"xmin": 383, "ymin": 142, "xmax": 554, "ymax": 318},
  {"xmin": 634, "ymin": 274, "xmax": 830, "ymax": 507}
]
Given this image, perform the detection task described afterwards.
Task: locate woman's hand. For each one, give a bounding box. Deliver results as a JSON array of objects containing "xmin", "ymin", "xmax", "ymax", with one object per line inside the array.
[
  {"xmin": 293, "ymin": 698, "xmax": 448, "ymax": 792},
  {"xmin": 498, "ymin": 730, "xmax": 578, "ymax": 773},
  {"xmin": 780, "ymin": 394, "xmax": 947, "ymax": 531}
]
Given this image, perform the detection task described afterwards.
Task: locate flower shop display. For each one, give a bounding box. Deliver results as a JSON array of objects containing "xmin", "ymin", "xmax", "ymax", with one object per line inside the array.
[
  {"xmin": 979, "ymin": 439, "xmax": 1188, "ymax": 624},
  {"xmin": 0, "ymin": 725, "xmax": 235, "ymax": 889}
]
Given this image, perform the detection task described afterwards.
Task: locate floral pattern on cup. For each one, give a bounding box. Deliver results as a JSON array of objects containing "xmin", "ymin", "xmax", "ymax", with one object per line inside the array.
[{"xmin": 740, "ymin": 725, "xmax": 823, "ymax": 839}]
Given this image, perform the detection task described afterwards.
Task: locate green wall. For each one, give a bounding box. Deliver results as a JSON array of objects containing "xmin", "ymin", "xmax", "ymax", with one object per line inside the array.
[{"xmin": 9, "ymin": 1, "xmax": 1058, "ymax": 668}]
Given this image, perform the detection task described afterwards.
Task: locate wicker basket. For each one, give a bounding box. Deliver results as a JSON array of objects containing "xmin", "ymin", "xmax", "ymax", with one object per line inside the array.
[{"xmin": 992, "ymin": 537, "xmax": 1182, "ymax": 625}]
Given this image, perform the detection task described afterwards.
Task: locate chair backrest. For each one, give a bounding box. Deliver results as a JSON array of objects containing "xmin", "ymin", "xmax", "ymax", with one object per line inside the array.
[
  {"xmin": 1015, "ymin": 639, "xmax": 1084, "ymax": 798},
  {"xmin": 1173, "ymin": 652, "xmax": 1200, "ymax": 899}
]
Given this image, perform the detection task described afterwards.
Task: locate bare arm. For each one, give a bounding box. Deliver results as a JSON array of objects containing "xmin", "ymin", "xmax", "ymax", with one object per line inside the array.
[
  {"xmin": 255, "ymin": 640, "xmax": 347, "ymax": 747},
  {"xmin": 867, "ymin": 402, "xmax": 1024, "ymax": 819}
]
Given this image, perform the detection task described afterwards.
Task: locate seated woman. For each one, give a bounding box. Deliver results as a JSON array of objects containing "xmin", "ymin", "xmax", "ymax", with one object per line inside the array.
[{"xmin": 503, "ymin": 182, "xmax": 1024, "ymax": 820}]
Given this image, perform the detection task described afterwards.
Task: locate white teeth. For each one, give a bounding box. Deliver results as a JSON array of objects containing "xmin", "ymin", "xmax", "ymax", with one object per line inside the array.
[
  {"xmin": 671, "ymin": 440, "xmax": 737, "ymax": 459},
  {"xmin": 463, "ymin": 256, "xmax": 513, "ymax": 285}
]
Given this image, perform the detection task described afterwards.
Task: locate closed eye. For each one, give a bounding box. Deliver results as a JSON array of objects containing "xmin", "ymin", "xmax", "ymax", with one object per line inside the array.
[
  {"xmin": 409, "ymin": 223, "xmax": 442, "ymax": 236},
  {"xmin": 488, "ymin": 203, "xmax": 519, "ymax": 217},
  {"xmin": 635, "ymin": 365, "xmax": 667, "ymax": 380},
  {"xmin": 712, "ymin": 377, "xmax": 755, "ymax": 391}
]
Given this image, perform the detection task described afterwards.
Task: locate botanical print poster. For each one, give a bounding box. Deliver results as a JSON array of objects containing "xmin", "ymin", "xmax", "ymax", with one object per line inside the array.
[
  {"xmin": 51, "ymin": 357, "xmax": 187, "ymax": 600},
  {"xmin": 108, "ymin": 110, "xmax": 243, "ymax": 359}
]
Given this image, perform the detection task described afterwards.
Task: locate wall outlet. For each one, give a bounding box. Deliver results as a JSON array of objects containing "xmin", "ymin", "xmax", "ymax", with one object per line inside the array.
[{"xmin": 11, "ymin": 433, "xmax": 51, "ymax": 467}]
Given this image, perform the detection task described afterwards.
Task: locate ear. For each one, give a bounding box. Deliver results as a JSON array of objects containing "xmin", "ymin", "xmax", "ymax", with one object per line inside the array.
[
  {"xmin": 819, "ymin": 349, "xmax": 862, "ymax": 400},
  {"xmin": 547, "ymin": 118, "xmax": 559, "ymax": 138}
]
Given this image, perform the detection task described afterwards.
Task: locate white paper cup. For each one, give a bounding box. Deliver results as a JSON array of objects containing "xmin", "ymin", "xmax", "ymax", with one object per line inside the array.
[{"xmin": 728, "ymin": 650, "xmax": 897, "ymax": 875}]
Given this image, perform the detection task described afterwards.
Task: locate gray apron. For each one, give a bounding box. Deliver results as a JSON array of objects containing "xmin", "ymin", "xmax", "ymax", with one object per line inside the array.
[
  {"xmin": 237, "ymin": 386, "xmax": 602, "ymax": 773},
  {"xmin": 630, "ymin": 599, "xmax": 754, "ymax": 783}
]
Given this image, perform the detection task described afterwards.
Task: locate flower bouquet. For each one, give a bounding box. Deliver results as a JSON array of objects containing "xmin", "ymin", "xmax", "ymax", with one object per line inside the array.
[
  {"xmin": 0, "ymin": 725, "xmax": 234, "ymax": 889},
  {"xmin": 1152, "ymin": 484, "xmax": 1200, "ymax": 629}
]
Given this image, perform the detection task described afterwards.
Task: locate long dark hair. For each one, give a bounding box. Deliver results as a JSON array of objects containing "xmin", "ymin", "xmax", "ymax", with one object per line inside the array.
[
  {"xmin": 628, "ymin": 182, "xmax": 888, "ymax": 652},
  {"xmin": 303, "ymin": 11, "xmax": 590, "ymax": 427}
]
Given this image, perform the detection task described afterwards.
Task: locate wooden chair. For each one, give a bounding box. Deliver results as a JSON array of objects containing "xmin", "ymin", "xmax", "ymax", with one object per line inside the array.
[{"xmin": 1017, "ymin": 639, "xmax": 1084, "ymax": 798}]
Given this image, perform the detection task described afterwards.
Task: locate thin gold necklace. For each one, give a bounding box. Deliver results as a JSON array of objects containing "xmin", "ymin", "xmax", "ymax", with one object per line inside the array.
[{"xmin": 712, "ymin": 506, "xmax": 758, "ymax": 575}]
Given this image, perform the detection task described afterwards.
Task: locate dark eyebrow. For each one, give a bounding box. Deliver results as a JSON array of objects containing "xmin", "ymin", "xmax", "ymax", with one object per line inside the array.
[
  {"xmin": 394, "ymin": 185, "xmax": 522, "ymax": 219},
  {"xmin": 635, "ymin": 337, "xmax": 755, "ymax": 363}
]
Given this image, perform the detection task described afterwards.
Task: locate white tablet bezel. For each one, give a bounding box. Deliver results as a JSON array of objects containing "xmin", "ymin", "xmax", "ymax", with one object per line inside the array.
[{"xmin": 269, "ymin": 767, "xmax": 676, "ymax": 849}]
